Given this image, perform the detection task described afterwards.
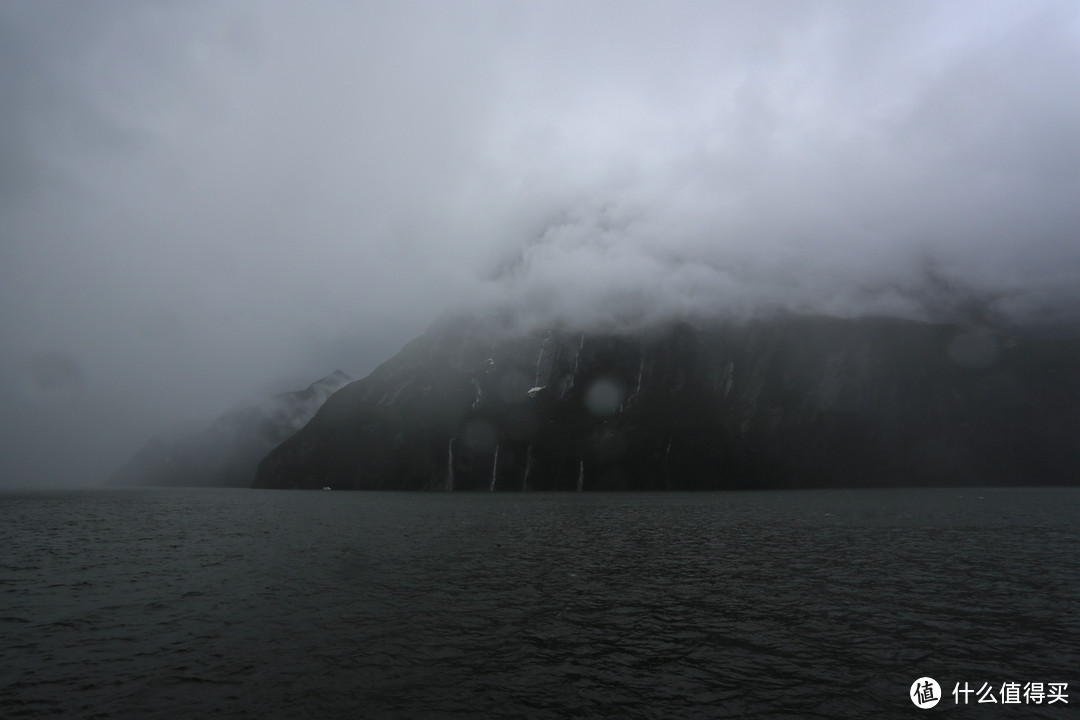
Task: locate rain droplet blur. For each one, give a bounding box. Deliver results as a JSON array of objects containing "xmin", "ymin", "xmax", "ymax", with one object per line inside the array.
[{"xmin": 584, "ymin": 377, "xmax": 625, "ymax": 416}]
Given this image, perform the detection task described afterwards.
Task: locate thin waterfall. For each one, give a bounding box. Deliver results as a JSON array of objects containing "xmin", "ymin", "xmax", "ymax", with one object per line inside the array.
[
  {"xmin": 446, "ymin": 438, "xmax": 455, "ymax": 491},
  {"xmin": 577, "ymin": 460, "xmax": 584, "ymax": 492},
  {"xmin": 489, "ymin": 444, "xmax": 499, "ymax": 492},
  {"xmin": 522, "ymin": 444, "xmax": 533, "ymax": 491},
  {"xmin": 534, "ymin": 342, "xmax": 546, "ymax": 386}
]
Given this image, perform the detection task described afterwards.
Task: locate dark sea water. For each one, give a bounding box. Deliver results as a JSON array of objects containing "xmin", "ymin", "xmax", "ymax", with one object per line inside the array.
[{"xmin": 2, "ymin": 488, "xmax": 1078, "ymax": 719}]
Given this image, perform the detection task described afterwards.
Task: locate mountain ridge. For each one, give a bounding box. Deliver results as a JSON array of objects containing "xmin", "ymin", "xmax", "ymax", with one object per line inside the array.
[
  {"xmin": 254, "ymin": 314, "xmax": 1080, "ymax": 490},
  {"xmin": 108, "ymin": 370, "xmax": 352, "ymax": 487}
]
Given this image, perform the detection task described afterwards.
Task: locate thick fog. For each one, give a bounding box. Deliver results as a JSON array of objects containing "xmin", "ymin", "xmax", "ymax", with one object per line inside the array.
[{"xmin": 2, "ymin": 1, "xmax": 1078, "ymax": 486}]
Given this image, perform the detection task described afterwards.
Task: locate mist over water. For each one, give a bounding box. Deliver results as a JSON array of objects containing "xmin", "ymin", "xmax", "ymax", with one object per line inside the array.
[{"xmin": 3, "ymin": 487, "xmax": 1077, "ymax": 718}]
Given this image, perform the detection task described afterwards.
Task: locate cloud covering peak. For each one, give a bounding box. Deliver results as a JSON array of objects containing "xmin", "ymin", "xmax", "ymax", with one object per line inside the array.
[{"xmin": 2, "ymin": 0, "xmax": 1079, "ymax": 484}]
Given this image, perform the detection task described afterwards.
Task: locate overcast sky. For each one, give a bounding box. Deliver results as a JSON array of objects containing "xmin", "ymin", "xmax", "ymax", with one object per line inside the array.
[{"xmin": 2, "ymin": 0, "xmax": 1079, "ymax": 487}]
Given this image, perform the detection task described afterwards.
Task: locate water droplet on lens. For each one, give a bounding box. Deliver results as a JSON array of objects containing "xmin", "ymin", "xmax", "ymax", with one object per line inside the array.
[{"xmin": 585, "ymin": 378, "xmax": 624, "ymax": 416}]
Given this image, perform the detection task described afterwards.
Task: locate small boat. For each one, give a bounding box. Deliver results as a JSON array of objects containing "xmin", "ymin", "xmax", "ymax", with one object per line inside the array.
[{"xmin": 321, "ymin": 486, "xmax": 332, "ymax": 491}]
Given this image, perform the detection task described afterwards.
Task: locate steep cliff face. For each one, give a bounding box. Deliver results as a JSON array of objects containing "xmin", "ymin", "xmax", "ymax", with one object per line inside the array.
[
  {"xmin": 109, "ymin": 371, "xmax": 352, "ymax": 487},
  {"xmin": 253, "ymin": 315, "xmax": 1080, "ymax": 490}
]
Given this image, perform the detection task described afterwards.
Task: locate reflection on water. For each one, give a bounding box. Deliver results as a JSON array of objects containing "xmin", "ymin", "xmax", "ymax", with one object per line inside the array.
[{"xmin": 1, "ymin": 488, "xmax": 1077, "ymax": 718}]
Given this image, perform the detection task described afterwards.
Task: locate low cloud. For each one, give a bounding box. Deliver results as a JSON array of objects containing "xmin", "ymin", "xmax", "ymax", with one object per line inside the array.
[{"xmin": 1, "ymin": 0, "xmax": 1078, "ymax": 485}]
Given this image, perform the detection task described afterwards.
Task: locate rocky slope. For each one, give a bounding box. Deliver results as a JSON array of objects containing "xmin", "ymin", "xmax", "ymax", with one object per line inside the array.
[
  {"xmin": 254, "ymin": 315, "xmax": 1080, "ymax": 490},
  {"xmin": 109, "ymin": 370, "xmax": 351, "ymax": 487}
]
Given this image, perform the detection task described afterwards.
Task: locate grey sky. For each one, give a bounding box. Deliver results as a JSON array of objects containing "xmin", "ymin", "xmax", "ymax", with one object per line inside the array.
[{"xmin": 2, "ymin": 1, "xmax": 1078, "ymax": 486}]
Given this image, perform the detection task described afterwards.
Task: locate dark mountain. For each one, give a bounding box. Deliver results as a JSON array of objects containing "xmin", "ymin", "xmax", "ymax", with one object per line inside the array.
[
  {"xmin": 254, "ymin": 315, "xmax": 1080, "ymax": 491},
  {"xmin": 109, "ymin": 370, "xmax": 351, "ymax": 487}
]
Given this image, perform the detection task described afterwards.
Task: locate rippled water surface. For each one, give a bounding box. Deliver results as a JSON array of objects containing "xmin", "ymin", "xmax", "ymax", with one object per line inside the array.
[{"xmin": 2, "ymin": 488, "xmax": 1078, "ymax": 718}]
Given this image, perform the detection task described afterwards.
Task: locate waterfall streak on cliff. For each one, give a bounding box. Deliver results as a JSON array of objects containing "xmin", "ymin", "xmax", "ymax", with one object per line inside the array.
[
  {"xmin": 490, "ymin": 445, "xmax": 499, "ymax": 492},
  {"xmin": 564, "ymin": 335, "xmax": 586, "ymax": 396},
  {"xmin": 522, "ymin": 445, "xmax": 533, "ymax": 491},
  {"xmin": 534, "ymin": 344, "xmax": 545, "ymax": 386},
  {"xmin": 446, "ymin": 438, "xmax": 455, "ymax": 491},
  {"xmin": 577, "ymin": 461, "xmax": 584, "ymax": 492}
]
